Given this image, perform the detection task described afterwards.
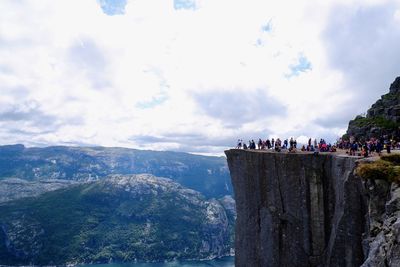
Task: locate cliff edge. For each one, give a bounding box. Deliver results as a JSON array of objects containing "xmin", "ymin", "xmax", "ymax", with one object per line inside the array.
[{"xmin": 225, "ymin": 149, "xmax": 400, "ymax": 267}]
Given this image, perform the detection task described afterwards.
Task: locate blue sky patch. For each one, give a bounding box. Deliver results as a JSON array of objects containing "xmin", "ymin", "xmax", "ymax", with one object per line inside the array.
[
  {"xmin": 174, "ymin": 0, "xmax": 196, "ymax": 10},
  {"xmin": 98, "ymin": 0, "xmax": 127, "ymax": 16},
  {"xmin": 136, "ymin": 94, "xmax": 169, "ymax": 109},
  {"xmin": 286, "ymin": 55, "xmax": 312, "ymax": 78},
  {"xmin": 261, "ymin": 21, "xmax": 272, "ymax": 32}
]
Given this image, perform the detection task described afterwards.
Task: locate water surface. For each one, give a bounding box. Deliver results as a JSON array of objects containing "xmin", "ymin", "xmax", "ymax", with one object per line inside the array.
[{"xmin": 80, "ymin": 256, "xmax": 234, "ymax": 267}]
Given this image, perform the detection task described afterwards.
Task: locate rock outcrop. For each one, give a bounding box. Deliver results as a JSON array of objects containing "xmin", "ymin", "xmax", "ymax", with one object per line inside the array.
[
  {"xmin": 346, "ymin": 77, "xmax": 400, "ymax": 140},
  {"xmin": 225, "ymin": 149, "xmax": 400, "ymax": 267}
]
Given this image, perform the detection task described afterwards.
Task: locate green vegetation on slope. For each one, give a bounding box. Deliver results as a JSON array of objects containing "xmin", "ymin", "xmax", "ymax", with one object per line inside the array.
[
  {"xmin": 0, "ymin": 175, "xmax": 233, "ymax": 265},
  {"xmin": 350, "ymin": 116, "xmax": 400, "ymax": 130},
  {"xmin": 356, "ymin": 154, "xmax": 400, "ymax": 183}
]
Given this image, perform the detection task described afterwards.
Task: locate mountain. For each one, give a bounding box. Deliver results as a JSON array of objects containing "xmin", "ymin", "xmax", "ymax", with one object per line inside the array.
[
  {"xmin": 0, "ymin": 174, "xmax": 234, "ymax": 265},
  {"xmin": 0, "ymin": 145, "xmax": 231, "ymax": 198},
  {"xmin": 346, "ymin": 76, "xmax": 400, "ymax": 140}
]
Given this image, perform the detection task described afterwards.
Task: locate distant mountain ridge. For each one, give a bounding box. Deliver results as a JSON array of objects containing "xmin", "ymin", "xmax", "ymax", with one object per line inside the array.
[
  {"xmin": 0, "ymin": 174, "xmax": 235, "ymax": 265},
  {"xmin": 0, "ymin": 144, "xmax": 231, "ymax": 198}
]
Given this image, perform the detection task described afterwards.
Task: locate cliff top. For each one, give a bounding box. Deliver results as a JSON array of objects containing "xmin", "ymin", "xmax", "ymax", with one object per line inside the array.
[{"xmin": 225, "ymin": 148, "xmax": 365, "ymax": 159}]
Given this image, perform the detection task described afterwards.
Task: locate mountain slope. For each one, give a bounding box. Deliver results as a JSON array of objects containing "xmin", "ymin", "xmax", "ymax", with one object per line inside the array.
[
  {"xmin": 0, "ymin": 178, "xmax": 77, "ymax": 203},
  {"xmin": 0, "ymin": 174, "xmax": 234, "ymax": 265},
  {"xmin": 346, "ymin": 76, "xmax": 400, "ymax": 140},
  {"xmin": 0, "ymin": 145, "xmax": 231, "ymax": 198}
]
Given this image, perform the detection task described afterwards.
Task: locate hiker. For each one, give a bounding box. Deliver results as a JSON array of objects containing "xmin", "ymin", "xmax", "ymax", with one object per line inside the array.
[
  {"xmin": 266, "ymin": 139, "xmax": 271, "ymax": 149},
  {"xmin": 386, "ymin": 140, "xmax": 391, "ymax": 154},
  {"xmin": 275, "ymin": 139, "xmax": 281, "ymax": 152},
  {"xmin": 350, "ymin": 141, "xmax": 358, "ymax": 156},
  {"xmin": 376, "ymin": 140, "xmax": 383, "ymax": 156},
  {"xmin": 236, "ymin": 139, "xmax": 242, "ymax": 149},
  {"xmin": 251, "ymin": 140, "xmax": 256, "ymax": 149},
  {"xmin": 362, "ymin": 143, "xmax": 369, "ymax": 157}
]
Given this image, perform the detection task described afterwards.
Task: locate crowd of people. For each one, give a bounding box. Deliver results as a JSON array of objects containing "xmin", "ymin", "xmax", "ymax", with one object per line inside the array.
[
  {"xmin": 236, "ymin": 135, "xmax": 399, "ymax": 157},
  {"xmin": 336, "ymin": 136, "xmax": 399, "ymax": 157},
  {"xmin": 236, "ymin": 138, "xmax": 337, "ymax": 153}
]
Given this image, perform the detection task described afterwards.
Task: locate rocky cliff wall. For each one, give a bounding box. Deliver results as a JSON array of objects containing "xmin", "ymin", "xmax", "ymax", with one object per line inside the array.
[{"xmin": 225, "ymin": 149, "xmax": 399, "ymax": 267}]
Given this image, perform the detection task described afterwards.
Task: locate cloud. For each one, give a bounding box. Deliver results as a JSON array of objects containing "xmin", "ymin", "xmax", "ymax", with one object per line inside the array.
[
  {"xmin": 322, "ymin": 2, "xmax": 400, "ymax": 111},
  {"xmin": 136, "ymin": 68, "xmax": 170, "ymax": 109},
  {"xmin": 192, "ymin": 89, "xmax": 287, "ymax": 127},
  {"xmin": 131, "ymin": 126, "xmax": 272, "ymax": 155},
  {"xmin": 0, "ymin": 101, "xmax": 56, "ymax": 126},
  {"xmin": 0, "ymin": 0, "xmax": 399, "ymax": 154},
  {"xmin": 67, "ymin": 38, "xmax": 110, "ymax": 89}
]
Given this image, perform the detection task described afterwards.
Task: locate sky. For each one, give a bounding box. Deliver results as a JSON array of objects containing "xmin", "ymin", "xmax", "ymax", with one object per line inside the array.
[{"xmin": 0, "ymin": 0, "xmax": 400, "ymax": 155}]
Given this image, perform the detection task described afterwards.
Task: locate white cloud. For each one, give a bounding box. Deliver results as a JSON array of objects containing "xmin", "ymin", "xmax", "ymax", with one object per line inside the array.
[
  {"xmin": 395, "ymin": 9, "xmax": 400, "ymax": 20},
  {"xmin": 0, "ymin": 0, "xmax": 399, "ymax": 154}
]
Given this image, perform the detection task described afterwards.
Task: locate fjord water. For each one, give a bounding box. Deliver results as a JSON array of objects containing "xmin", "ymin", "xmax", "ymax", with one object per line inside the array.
[{"xmin": 80, "ymin": 257, "xmax": 234, "ymax": 267}]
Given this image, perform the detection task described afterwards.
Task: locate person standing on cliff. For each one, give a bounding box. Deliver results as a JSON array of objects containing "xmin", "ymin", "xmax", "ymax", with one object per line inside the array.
[
  {"xmin": 350, "ymin": 141, "xmax": 358, "ymax": 156},
  {"xmin": 251, "ymin": 140, "xmax": 256, "ymax": 149},
  {"xmin": 237, "ymin": 139, "xmax": 242, "ymax": 149},
  {"xmin": 376, "ymin": 140, "xmax": 383, "ymax": 156},
  {"xmin": 284, "ymin": 139, "xmax": 288, "ymax": 149},
  {"xmin": 258, "ymin": 139, "xmax": 262, "ymax": 149},
  {"xmin": 386, "ymin": 139, "xmax": 391, "ymax": 154},
  {"xmin": 266, "ymin": 139, "xmax": 271, "ymax": 149}
]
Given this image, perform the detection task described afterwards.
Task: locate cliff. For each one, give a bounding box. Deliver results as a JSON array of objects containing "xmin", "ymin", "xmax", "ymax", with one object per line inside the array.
[{"xmin": 225, "ymin": 149, "xmax": 400, "ymax": 267}]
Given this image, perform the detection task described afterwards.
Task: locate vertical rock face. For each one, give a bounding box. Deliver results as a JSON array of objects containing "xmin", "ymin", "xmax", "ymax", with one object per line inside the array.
[
  {"xmin": 225, "ymin": 150, "xmax": 368, "ymax": 267},
  {"xmin": 362, "ymin": 181, "xmax": 400, "ymax": 267}
]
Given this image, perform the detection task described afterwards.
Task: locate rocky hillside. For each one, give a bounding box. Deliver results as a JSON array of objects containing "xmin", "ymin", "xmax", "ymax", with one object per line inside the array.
[
  {"xmin": 346, "ymin": 77, "xmax": 400, "ymax": 140},
  {"xmin": 0, "ymin": 178, "xmax": 78, "ymax": 203},
  {"xmin": 0, "ymin": 174, "xmax": 234, "ymax": 265},
  {"xmin": 0, "ymin": 145, "xmax": 231, "ymax": 198},
  {"xmin": 225, "ymin": 149, "xmax": 399, "ymax": 267},
  {"xmin": 362, "ymin": 179, "xmax": 400, "ymax": 266}
]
